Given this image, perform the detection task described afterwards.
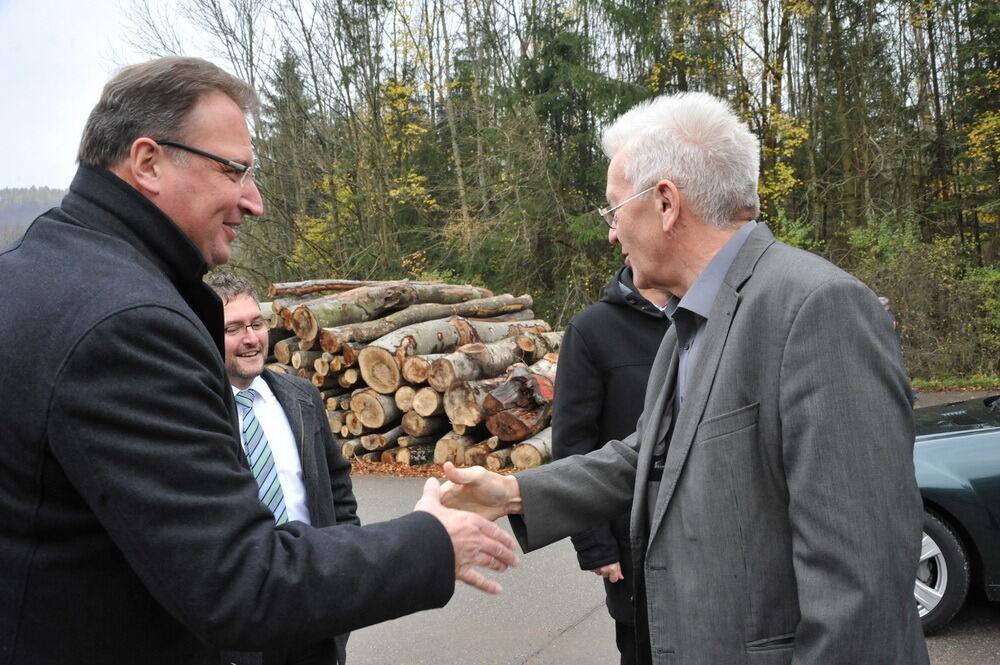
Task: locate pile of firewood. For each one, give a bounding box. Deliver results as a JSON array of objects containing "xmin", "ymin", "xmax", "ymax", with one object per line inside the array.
[{"xmin": 261, "ymin": 278, "xmax": 562, "ymax": 469}]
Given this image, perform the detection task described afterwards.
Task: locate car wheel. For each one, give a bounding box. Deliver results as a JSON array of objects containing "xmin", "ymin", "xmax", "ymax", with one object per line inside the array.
[{"xmin": 915, "ymin": 510, "xmax": 970, "ymax": 634}]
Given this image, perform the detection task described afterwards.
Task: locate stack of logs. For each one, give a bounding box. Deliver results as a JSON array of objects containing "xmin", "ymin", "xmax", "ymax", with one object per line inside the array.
[{"xmin": 262, "ymin": 278, "xmax": 562, "ymax": 469}]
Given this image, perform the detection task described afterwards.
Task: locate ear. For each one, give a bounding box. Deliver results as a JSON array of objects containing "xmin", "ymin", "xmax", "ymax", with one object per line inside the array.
[
  {"xmin": 120, "ymin": 137, "xmax": 165, "ymax": 195},
  {"xmin": 654, "ymin": 179, "xmax": 682, "ymax": 234}
]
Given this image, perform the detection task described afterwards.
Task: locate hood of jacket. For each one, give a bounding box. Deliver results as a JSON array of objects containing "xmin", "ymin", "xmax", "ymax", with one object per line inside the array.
[{"xmin": 602, "ymin": 265, "xmax": 665, "ymax": 319}]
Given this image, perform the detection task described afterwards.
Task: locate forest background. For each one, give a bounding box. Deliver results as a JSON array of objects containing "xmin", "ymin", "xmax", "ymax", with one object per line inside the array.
[{"xmin": 5, "ymin": 0, "xmax": 998, "ymax": 381}]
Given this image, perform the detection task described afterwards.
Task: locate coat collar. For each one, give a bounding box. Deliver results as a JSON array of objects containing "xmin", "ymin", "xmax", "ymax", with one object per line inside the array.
[{"xmin": 58, "ymin": 164, "xmax": 225, "ymax": 354}]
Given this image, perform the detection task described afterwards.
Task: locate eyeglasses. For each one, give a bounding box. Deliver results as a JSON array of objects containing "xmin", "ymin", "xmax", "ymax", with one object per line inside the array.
[
  {"xmin": 224, "ymin": 318, "xmax": 268, "ymax": 337},
  {"xmin": 597, "ymin": 185, "xmax": 656, "ymax": 229},
  {"xmin": 156, "ymin": 140, "xmax": 255, "ymax": 186}
]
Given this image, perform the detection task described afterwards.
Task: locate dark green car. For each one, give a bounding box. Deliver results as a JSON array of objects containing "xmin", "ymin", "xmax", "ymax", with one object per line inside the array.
[{"xmin": 913, "ymin": 393, "xmax": 1000, "ymax": 633}]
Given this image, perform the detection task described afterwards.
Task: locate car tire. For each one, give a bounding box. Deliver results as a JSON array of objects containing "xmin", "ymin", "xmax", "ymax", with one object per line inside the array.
[{"xmin": 916, "ymin": 510, "xmax": 970, "ymax": 635}]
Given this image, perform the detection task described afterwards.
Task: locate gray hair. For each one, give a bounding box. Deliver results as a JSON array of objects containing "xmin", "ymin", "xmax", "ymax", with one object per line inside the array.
[
  {"xmin": 77, "ymin": 56, "xmax": 257, "ymax": 169},
  {"xmin": 601, "ymin": 92, "xmax": 760, "ymax": 228},
  {"xmin": 206, "ymin": 273, "xmax": 258, "ymax": 304}
]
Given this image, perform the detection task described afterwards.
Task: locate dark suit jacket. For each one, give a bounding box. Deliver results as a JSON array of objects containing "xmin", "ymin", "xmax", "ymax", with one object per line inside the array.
[
  {"xmin": 260, "ymin": 370, "xmax": 361, "ymax": 665},
  {"xmin": 511, "ymin": 225, "xmax": 929, "ymax": 664},
  {"xmin": 0, "ymin": 165, "xmax": 455, "ymax": 665}
]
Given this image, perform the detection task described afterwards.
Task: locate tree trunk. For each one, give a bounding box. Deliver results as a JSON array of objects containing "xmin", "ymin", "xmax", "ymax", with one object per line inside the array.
[
  {"xmin": 380, "ymin": 448, "xmax": 402, "ymax": 463},
  {"xmin": 510, "ymin": 427, "xmax": 552, "ymax": 468},
  {"xmin": 290, "ymin": 284, "xmax": 412, "ymax": 341},
  {"xmin": 397, "ymin": 443, "xmax": 436, "ymax": 466},
  {"xmin": 400, "ymin": 353, "xmax": 446, "ymax": 385},
  {"xmin": 337, "ymin": 368, "xmax": 360, "ymax": 389},
  {"xmin": 462, "ymin": 440, "xmax": 495, "ymax": 467},
  {"xmin": 269, "ymin": 278, "xmax": 444, "ymax": 297},
  {"xmin": 486, "ymin": 446, "xmax": 512, "ymax": 470},
  {"xmin": 350, "ymin": 389, "xmax": 403, "ymax": 429},
  {"xmin": 266, "ymin": 362, "xmax": 294, "ymax": 375},
  {"xmin": 358, "ymin": 317, "xmax": 551, "ymax": 394},
  {"xmin": 394, "ymin": 385, "xmax": 417, "ymax": 412},
  {"xmin": 341, "ymin": 438, "xmax": 361, "ymax": 459},
  {"xmin": 397, "ymin": 435, "xmax": 438, "ymax": 448},
  {"xmin": 361, "ymin": 425, "xmax": 406, "ymax": 451},
  {"xmin": 412, "ymin": 386, "xmax": 445, "ymax": 416},
  {"xmin": 327, "ymin": 410, "xmax": 345, "ymax": 434},
  {"xmin": 401, "ymin": 411, "xmax": 450, "ymax": 437},
  {"xmin": 443, "ymin": 376, "xmax": 508, "ymax": 427},
  {"xmin": 433, "ymin": 433, "xmax": 477, "ymax": 465},
  {"xmin": 427, "ymin": 331, "xmax": 561, "ymax": 392},
  {"xmin": 273, "ymin": 337, "xmax": 301, "ymax": 365},
  {"xmin": 486, "ymin": 403, "xmax": 552, "ymax": 442},
  {"xmin": 319, "ymin": 294, "xmax": 532, "ymax": 352},
  {"xmin": 482, "ymin": 362, "xmax": 556, "ymax": 416},
  {"xmin": 292, "ymin": 349, "xmax": 323, "ymax": 370}
]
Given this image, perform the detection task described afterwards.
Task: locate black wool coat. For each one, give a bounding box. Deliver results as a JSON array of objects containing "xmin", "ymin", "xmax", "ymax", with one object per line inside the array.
[{"xmin": 0, "ymin": 165, "xmax": 454, "ymax": 665}]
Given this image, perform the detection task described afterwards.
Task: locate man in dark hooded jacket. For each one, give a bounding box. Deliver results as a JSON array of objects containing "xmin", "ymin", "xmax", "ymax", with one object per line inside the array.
[{"xmin": 551, "ymin": 266, "xmax": 670, "ymax": 665}]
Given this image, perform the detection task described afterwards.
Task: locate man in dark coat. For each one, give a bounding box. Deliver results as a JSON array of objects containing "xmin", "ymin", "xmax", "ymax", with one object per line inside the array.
[
  {"xmin": 209, "ymin": 273, "xmax": 361, "ymax": 665},
  {"xmin": 0, "ymin": 56, "xmax": 517, "ymax": 665},
  {"xmin": 551, "ymin": 266, "xmax": 669, "ymax": 664}
]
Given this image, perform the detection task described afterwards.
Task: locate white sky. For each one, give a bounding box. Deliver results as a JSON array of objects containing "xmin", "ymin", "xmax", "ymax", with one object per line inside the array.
[{"xmin": 0, "ymin": 0, "xmax": 212, "ymax": 190}]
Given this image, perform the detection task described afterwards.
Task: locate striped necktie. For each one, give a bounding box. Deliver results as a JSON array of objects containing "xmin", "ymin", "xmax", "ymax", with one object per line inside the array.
[{"xmin": 235, "ymin": 389, "xmax": 289, "ymax": 525}]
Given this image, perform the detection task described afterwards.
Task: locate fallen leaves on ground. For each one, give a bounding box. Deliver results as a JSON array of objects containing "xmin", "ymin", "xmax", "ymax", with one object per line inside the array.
[{"xmin": 351, "ymin": 459, "xmax": 519, "ymax": 477}]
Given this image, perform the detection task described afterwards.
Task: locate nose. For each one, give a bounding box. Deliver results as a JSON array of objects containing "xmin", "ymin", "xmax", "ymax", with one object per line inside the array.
[
  {"xmin": 608, "ymin": 224, "xmax": 619, "ymax": 245},
  {"xmin": 240, "ymin": 179, "xmax": 265, "ymax": 217}
]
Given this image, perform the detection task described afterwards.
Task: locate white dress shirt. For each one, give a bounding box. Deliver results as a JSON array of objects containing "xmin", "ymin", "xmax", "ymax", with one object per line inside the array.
[{"xmin": 233, "ymin": 377, "xmax": 311, "ymax": 524}]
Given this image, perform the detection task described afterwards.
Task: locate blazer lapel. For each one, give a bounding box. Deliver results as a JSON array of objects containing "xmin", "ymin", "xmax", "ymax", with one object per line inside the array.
[
  {"xmin": 646, "ymin": 224, "xmax": 776, "ymax": 545},
  {"xmin": 630, "ymin": 327, "xmax": 679, "ymax": 544}
]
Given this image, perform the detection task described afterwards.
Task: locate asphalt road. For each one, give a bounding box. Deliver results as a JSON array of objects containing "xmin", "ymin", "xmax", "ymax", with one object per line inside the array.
[{"xmin": 347, "ymin": 469, "xmax": 999, "ymax": 665}]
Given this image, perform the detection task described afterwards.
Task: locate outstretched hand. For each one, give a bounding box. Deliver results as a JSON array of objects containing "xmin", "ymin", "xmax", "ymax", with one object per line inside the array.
[
  {"xmin": 438, "ymin": 461, "xmax": 522, "ymax": 521},
  {"xmin": 414, "ymin": 477, "xmax": 520, "ymax": 594}
]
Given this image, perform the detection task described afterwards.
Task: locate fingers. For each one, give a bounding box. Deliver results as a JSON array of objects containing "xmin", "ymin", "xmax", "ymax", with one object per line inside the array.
[{"xmin": 457, "ymin": 566, "xmax": 503, "ymax": 595}]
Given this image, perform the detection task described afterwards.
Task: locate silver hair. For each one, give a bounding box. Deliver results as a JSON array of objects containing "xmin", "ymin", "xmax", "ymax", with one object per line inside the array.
[
  {"xmin": 601, "ymin": 91, "xmax": 760, "ymax": 228},
  {"xmin": 77, "ymin": 56, "xmax": 257, "ymax": 169}
]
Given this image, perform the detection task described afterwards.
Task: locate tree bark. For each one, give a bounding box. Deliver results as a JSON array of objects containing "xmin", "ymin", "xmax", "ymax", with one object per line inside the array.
[
  {"xmin": 361, "ymin": 425, "xmax": 406, "ymax": 451},
  {"xmin": 292, "ymin": 349, "xmax": 323, "ymax": 370},
  {"xmin": 427, "ymin": 331, "xmax": 561, "ymax": 392},
  {"xmin": 397, "ymin": 435, "xmax": 438, "ymax": 448},
  {"xmin": 462, "ymin": 440, "xmax": 495, "ymax": 467},
  {"xmin": 273, "ymin": 337, "xmax": 301, "ymax": 365},
  {"xmin": 266, "ymin": 362, "xmax": 295, "ymax": 375},
  {"xmin": 510, "ymin": 427, "xmax": 553, "ymax": 468},
  {"xmin": 319, "ymin": 294, "xmax": 532, "ymax": 353},
  {"xmin": 485, "ymin": 403, "xmax": 552, "ymax": 442},
  {"xmin": 290, "ymin": 284, "xmax": 412, "ymax": 341},
  {"xmin": 397, "ymin": 443, "xmax": 436, "ymax": 466},
  {"xmin": 433, "ymin": 433, "xmax": 477, "ymax": 465},
  {"xmin": 401, "ymin": 411, "xmax": 450, "ymax": 437},
  {"xmin": 358, "ymin": 317, "xmax": 550, "ymax": 393},
  {"xmin": 443, "ymin": 376, "xmax": 508, "ymax": 428},
  {"xmin": 341, "ymin": 438, "xmax": 361, "ymax": 460},
  {"xmin": 269, "ymin": 278, "xmax": 443, "ymax": 297},
  {"xmin": 486, "ymin": 446, "xmax": 512, "ymax": 470},
  {"xmin": 350, "ymin": 389, "xmax": 403, "ymax": 429}
]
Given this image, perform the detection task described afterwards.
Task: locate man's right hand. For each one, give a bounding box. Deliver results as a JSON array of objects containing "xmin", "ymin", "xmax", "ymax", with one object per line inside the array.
[
  {"xmin": 438, "ymin": 461, "xmax": 523, "ymax": 521},
  {"xmin": 414, "ymin": 477, "xmax": 520, "ymax": 594}
]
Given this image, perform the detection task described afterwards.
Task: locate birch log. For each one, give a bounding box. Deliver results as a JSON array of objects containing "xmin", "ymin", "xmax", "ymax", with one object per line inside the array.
[
  {"xmin": 443, "ymin": 376, "xmax": 507, "ymax": 428},
  {"xmin": 319, "ymin": 294, "xmax": 531, "ymax": 353},
  {"xmin": 510, "ymin": 427, "xmax": 553, "ymax": 468},
  {"xmin": 397, "ymin": 443, "xmax": 436, "ymax": 466},
  {"xmin": 350, "ymin": 389, "xmax": 402, "ymax": 429},
  {"xmin": 358, "ymin": 317, "xmax": 551, "ymax": 393},
  {"xmin": 486, "ymin": 447, "xmax": 513, "ymax": 470}
]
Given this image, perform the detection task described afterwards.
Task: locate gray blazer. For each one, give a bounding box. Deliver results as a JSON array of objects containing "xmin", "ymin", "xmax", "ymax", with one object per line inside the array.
[
  {"xmin": 261, "ymin": 369, "xmax": 359, "ymax": 665},
  {"xmin": 512, "ymin": 225, "xmax": 929, "ymax": 664}
]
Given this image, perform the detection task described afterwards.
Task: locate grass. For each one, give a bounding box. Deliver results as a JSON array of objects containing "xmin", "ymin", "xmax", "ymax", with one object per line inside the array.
[{"xmin": 910, "ymin": 375, "xmax": 1000, "ymax": 391}]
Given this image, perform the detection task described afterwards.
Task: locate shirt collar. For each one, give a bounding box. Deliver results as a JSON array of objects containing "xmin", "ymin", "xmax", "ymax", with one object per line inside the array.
[
  {"xmin": 666, "ymin": 220, "xmax": 757, "ymax": 321},
  {"xmin": 231, "ymin": 375, "xmax": 275, "ymax": 402}
]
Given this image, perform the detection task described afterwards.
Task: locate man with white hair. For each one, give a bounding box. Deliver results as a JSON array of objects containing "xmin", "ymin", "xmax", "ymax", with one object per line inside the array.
[{"xmin": 441, "ymin": 91, "xmax": 929, "ymax": 665}]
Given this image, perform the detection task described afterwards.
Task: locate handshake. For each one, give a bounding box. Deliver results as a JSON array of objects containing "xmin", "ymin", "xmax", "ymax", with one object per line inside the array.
[{"xmin": 413, "ymin": 462, "xmax": 524, "ymax": 593}]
